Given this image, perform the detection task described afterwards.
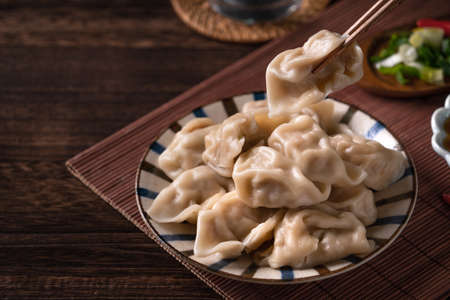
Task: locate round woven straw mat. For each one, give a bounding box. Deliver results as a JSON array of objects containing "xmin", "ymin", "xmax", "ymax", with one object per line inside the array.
[{"xmin": 171, "ymin": 0, "xmax": 331, "ymax": 43}]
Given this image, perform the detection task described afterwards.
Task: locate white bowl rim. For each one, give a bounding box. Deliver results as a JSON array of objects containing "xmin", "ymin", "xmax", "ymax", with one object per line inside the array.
[{"xmin": 431, "ymin": 94, "xmax": 450, "ymax": 166}]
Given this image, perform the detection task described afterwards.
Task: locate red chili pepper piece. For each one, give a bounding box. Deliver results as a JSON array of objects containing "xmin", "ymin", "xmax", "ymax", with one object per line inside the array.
[
  {"xmin": 443, "ymin": 192, "xmax": 450, "ymax": 205},
  {"xmin": 417, "ymin": 19, "xmax": 450, "ymax": 36}
]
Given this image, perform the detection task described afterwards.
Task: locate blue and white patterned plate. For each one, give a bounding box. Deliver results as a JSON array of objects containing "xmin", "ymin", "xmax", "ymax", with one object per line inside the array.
[{"xmin": 136, "ymin": 92, "xmax": 417, "ymax": 284}]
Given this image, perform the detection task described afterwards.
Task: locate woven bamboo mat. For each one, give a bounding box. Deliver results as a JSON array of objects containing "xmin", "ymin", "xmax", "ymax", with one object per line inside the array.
[
  {"xmin": 67, "ymin": 0, "xmax": 450, "ymax": 298},
  {"xmin": 170, "ymin": 0, "xmax": 330, "ymax": 43}
]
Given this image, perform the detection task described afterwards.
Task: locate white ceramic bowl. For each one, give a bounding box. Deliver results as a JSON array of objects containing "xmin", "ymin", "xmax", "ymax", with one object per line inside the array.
[{"xmin": 431, "ymin": 94, "xmax": 450, "ymax": 166}]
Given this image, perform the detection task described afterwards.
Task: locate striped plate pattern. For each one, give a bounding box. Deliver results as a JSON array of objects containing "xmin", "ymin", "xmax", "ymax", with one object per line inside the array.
[{"xmin": 136, "ymin": 92, "xmax": 417, "ymax": 284}]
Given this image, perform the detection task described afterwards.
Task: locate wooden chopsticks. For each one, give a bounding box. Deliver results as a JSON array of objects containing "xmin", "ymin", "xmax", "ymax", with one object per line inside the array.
[{"xmin": 312, "ymin": 0, "xmax": 404, "ymax": 73}]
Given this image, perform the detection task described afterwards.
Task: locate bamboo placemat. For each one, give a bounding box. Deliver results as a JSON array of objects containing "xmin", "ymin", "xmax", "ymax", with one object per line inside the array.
[
  {"xmin": 67, "ymin": 0, "xmax": 450, "ymax": 298},
  {"xmin": 170, "ymin": 0, "xmax": 330, "ymax": 43}
]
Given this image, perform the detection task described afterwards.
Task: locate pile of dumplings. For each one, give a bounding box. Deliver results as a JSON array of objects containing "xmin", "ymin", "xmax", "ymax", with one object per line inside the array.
[{"xmin": 148, "ymin": 30, "xmax": 407, "ymax": 269}]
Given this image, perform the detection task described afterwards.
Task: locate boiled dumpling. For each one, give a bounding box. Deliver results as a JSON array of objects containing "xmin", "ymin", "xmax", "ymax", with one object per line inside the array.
[
  {"xmin": 242, "ymin": 100, "xmax": 269, "ymax": 115},
  {"xmin": 331, "ymin": 123, "xmax": 358, "ymax": 136},
  {"xmin": 300, "ymin": 99, "xmax": 339, "ymax": 134},
  {"xmin": 266, "ymin": 30, "xmax": 363, "ymax": 117},
  {"xmin": 158, "ymin": 118, "xmax": 216, "ymax": 179},
  {"xmin": 194, "ymin": 191, "xmax": 280, "ymax": 258},
  {"xmin": 259, "ymin": 204, "xmax": 374, "ymax": 268},
  {"xmin": 147, "ymin": 166, "xmax": 232, "ymax": 224},
  {"xmin": 243, "ymin": 209, "xmax": 286, "ymax": 252},
  {"xmin": 330, "ymin": 134, "xmax": 406, "ymax": 190},
  {"xmin": 327, "ymin": 185, "xmax": 377, "ymax": 226},
  {"xmin": 232, "ymin": 146, "xmax": 331, "ymax": 208},
  {"xmin": 268, "ymin": 115, "xmax": 367, "ymax": 187},
  {"xmin": 243, "ymin": 100, "xmax": 291, "ymax": 137},
  {"xmin": 148, "ymin": 28, "xmax": 403, "ymax": 271},
  {"xmin": 202, "ymin": 113, "xmax": 264, "ymax": 177}
]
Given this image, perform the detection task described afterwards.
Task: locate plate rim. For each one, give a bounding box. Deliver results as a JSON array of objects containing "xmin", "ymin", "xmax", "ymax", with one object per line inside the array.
[{"xmin": 135, "ymin": 92, "xmax": 418, "ymax": 284}]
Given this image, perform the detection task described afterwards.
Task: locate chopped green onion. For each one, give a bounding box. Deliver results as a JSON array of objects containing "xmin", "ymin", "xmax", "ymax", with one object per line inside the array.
[
  {"xmin": 409, "ymin": 27, "xmax": 444, "ymax": 48},
  {"xmin": 442, "ymin": 38, "xmax": 450, "ymax": 57},
  {"xmin": 370, "ymin": 32, "xmax": 410, "ymax": 63},
  {"xmin": 417, "ymin": 44, "xmax": 441, "ymax": 67},
  {"xmin": 419, "ymin": 66, "xmax": 444, "ymax": 84},
  {"xmin": 395, "ymin": 70, "xmax": 408, "ymax": 84},
  {"xmin": 378, "ymin": 63, "xmax": 420, "ymax": 85},
  {"xmin": 372, "ymin": 27, "xmax": 449, "ymax": 85}
]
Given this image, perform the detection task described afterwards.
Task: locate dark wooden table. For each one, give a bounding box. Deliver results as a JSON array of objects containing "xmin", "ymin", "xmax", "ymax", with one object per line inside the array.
[
  {"xmin": 0, "ymin": 1, "xmax": 259, "ymax": 298},
  {"xmin": 3, "ymin": 0, "xmax": 450, "ymax": 299}
]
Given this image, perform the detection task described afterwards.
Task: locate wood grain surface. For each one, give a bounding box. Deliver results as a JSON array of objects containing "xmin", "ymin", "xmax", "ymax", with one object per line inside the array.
[
  {"xmin": 0, "ymin": 0, "xmax": 258, "ymax": 298},
  {"xmin": 65, "ymin": 0, "xmax": 450, "ymax": 299},
  {"xmin": 3, "ymin": 0, "xmax": 450, "ymax": 299}
]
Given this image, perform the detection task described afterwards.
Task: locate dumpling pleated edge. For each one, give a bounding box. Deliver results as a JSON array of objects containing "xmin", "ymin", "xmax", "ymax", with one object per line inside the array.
[{"xmin": 135, "ymin": 92, "xmax": 417, "ymax": 284}]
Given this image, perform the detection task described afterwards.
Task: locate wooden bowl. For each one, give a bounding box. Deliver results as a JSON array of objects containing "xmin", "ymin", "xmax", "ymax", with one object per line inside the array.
[{"xmin": 358, "ymin": 27, "xmax": 450, "ymax": 98}]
